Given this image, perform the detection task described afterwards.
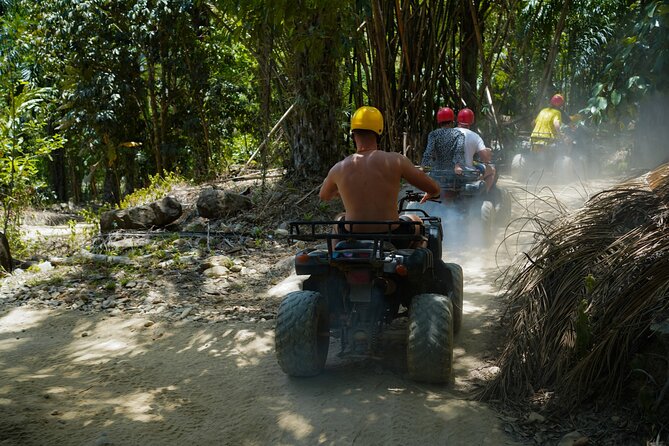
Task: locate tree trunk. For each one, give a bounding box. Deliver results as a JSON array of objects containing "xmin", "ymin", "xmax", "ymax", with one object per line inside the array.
[
  {"xmin": 49, "ymin": 147, "xmax": 68, "ymax": 202},
  {"xmin": 360, "ymin": 1, "xmax": 461, "ymax": 160},
  {"xmin": 259, "ymin": 24, "xmax": 273, "ymax": 185},
  {"xmin": 287, "ymin": 7, "xmax": 345, "ymax": 178},
  {"xmin": 369, "ymin": 0, "xmax": 398, "ymax": 150},
  {"xmin": 123, "ymin": 151, "xmax": 136, "ymax": 197},
  {"xmin": 147, "ymin": 60, "xmax": 163, "ymax": 174},
  {"xmin": 537, "ymin": 0, "xmax": 572, "ymax": 104},
  {"xmin": 0, "ymin": 231, "xmax": 12, "ymax": 273},
  {"xmin": 460, "ymin": 0, "xmax": 479, "ymax": 111},
  {"xmin": 159, "ymin": 66, "xmax": 170, "ymax": 172},
  {"xmin": 69, "ymin": 153, "xmax": 82, "ymax": 203},
  {"xmin": 103, "ymin": 166, "xmax": 120, "ymax": 205}
]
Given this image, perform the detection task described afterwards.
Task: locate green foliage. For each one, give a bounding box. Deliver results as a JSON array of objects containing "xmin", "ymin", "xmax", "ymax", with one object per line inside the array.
[
  {"xmin": 119, "ymin": 171, "xmax": 188, "ymax": 209},
  {"xmin": 0, "ymin": 2, "xmax": 64, "ymax": 240},
  {"xmin": 27, "ymin": 0, "xmax": 260, "ymax": 196},
  {"xmin": 584, "ymin": 273, "xmax": 597, "ymax": 294},
  {"xmin": 3, "ymin": 225, "xmax": 31, "ymax": 259},
  {"xmin": 0, "ymin": 0, "xmax": 666, "ymax": 213},
  {"xmin": 77, "ymin": 205, "xmax": 111, "ymax": 238},
  {"xmin": 580, "ymin": 1, "xmax": 669, "ymax": 124},
  {"xmin": 0, "ymin": 81, "xmax": 64, "ymax": 232},
  {"xmin": 575, "ymin": 298, "xmax": 592, "ymax": 359},
  {"xmin": 26, "ymin": 273, "xmax": 64, "ymax": 288}
]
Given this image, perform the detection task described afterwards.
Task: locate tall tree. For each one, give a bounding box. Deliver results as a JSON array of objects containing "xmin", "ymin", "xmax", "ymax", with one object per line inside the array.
[{"xmin": 218, "ymin": 0, "xmax": 350, "ymax": 178}]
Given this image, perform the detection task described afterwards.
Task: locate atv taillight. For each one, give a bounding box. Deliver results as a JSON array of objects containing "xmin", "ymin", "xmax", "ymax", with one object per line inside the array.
[
  {"xmin": 295, "ymin": 253, "xmax": 310, "ymax": 264},
  {"xmin": 395, "ymin": 264, "xmax": 408, "ymax": 277},
  {"xmin": 346, "ymin": 270, "xmax": 371, "ymax": 284}
]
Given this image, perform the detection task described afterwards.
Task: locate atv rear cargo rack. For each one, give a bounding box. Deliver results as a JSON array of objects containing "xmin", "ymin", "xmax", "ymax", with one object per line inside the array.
[
  {"xmin": 428, "ymin": 168, "xmax": 481, "ymax": 191},
  {"xmin": 289, "ymin": 220, "xmax": 427, "ymax": 261},
  {"xmin": 289, "ymin": 220, "xmax": 425, "ymax": 240}
]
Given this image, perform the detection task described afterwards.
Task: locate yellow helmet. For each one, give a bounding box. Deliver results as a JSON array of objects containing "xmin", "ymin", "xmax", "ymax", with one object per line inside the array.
[{"xmin": 351, "ymin": 106, "xmax": 383, "ymax": 136}]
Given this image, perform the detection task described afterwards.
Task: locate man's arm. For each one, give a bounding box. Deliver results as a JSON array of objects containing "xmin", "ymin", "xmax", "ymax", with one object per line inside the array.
[
  {"xmin": 319, "ymin": 164, "xmax": 340, "ymax": 201},
  {"xmin": 399, "ymin": 155, "xmax": 440, "ymax": 203},
  {"xmin": 477, "ymin": 148, "xmax": 493, "ymax": 163},
  {"xmin": 471, "ymin": 132, "xmax": 493, "ymax": 163}
]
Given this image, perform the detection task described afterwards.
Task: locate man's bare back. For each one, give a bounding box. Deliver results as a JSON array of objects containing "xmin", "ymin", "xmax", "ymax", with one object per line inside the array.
[{"xmin": 320, "ymin": 140, "xmax": 439, "ymax": 232}]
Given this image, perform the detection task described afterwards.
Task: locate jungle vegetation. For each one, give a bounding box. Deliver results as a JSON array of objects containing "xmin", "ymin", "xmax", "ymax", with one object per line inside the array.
[
  {"xmin": 1, "ymin": 0, "xmax": 666, "ymax": 213},
  {"xmin": 1, "ymin": 0, "xmax": 668, "ymax": 429}
]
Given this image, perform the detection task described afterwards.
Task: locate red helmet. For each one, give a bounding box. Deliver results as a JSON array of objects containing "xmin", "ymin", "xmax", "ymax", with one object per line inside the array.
[
  {"xmin": 436, "ymin": 107, "xmax": 455, "ymax": 124},
  {"xmin": 550, "ymin": 94, "xmax": 565, "ymax": 107},
  {"xmin": 457, "ymin": 108, "xmax": 475, "ymax": 126}
]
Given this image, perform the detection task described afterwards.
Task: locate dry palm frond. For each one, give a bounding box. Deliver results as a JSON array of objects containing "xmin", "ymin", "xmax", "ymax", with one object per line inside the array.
[{"xmin": 483, "ymin": 163, "xmax": 669, "ymax": 408}]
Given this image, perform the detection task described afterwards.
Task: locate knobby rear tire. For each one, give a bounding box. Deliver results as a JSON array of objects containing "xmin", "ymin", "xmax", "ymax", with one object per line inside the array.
[
  {"xmin": 480, "ymin": 200, "xmax": 495, "ymax": 245},
  {"xmin": 443, "ymin": 262, "xmax": 463, "ymax": 334},
  {"xmin": 432, "ymin": 260, "xmax": 463, "ymax": 334},
  {"xmin": 275, "ymin": 290, "xmax": 330, "ymax": 377},
  {"xmin": 407, "ymin": 293, "xmax": 454, "ymax": 384}
]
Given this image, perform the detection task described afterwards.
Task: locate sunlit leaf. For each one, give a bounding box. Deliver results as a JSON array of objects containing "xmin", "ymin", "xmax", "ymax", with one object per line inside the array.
[
  {"xmin": 592, "ymin": 83, "xmax": 604, "ymax": 96},
  {"xmin": 596, "ymin": 96, "xmax": 608, "ymax": 110},
  {"xmin": 628, "ymin": 76, "xmax": 640, "ymax": 88},
  {"xmin": 610, "ymin": 90, "xmax": 621, "ymax": 105}
]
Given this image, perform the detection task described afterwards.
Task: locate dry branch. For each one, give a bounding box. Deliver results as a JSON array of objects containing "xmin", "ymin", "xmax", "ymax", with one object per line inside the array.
[{"xmin": 79, "ymin": 249, "xmax": 136, "ymax": 265}]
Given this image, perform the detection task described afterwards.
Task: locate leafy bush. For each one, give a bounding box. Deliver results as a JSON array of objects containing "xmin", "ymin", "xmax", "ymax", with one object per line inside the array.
[{"xmin": 120, "ymin": 171, "xmax": 189, "ymax": 209}]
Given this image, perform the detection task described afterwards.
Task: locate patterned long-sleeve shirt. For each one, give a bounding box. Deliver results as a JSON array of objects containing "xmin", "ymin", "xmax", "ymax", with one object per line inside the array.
[{"xmin": 421, "ymin": 128, "xmax": 465, "ymax": 172}]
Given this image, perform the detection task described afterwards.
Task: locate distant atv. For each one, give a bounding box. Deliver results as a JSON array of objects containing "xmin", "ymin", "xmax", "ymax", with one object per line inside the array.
[
  {"xmin": 409, "ymin": 168, "xmax": 511, "ymax": 244},
  {"xmin": 511, "ymin": 133, "xmax": 586, "ymax": 184},
  {"xmin": 275, "ymin": 192, "xmax": 463, "ymax": 384}
]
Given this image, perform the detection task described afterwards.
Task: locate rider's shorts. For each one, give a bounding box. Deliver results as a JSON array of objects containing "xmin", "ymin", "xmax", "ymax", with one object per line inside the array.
[{"xmin": 530, "ymin": 138, "xmax": 553, "ymax": 153}]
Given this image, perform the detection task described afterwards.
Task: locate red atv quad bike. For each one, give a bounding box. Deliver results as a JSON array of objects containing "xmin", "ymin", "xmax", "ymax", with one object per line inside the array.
[{"xmin": 275, "ymin": 191, "xmax": 463, "ymax": 384}]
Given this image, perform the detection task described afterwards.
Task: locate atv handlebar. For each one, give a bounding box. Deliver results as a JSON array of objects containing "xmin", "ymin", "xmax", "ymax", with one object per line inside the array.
[{"xmin": 398, "ymin": 190, "xmax": 441, "ymax": 212}]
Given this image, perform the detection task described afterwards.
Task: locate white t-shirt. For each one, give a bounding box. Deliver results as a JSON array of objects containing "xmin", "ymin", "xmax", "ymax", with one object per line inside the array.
[{"xmin": 454, "ymin": 127, "xmax": 485, "ymax": 167}]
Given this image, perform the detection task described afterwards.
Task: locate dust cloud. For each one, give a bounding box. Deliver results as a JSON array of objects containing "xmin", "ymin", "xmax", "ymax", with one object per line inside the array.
[{"xmin": 635, "ymin": 92, "xmax": 669, "ymax": 170}]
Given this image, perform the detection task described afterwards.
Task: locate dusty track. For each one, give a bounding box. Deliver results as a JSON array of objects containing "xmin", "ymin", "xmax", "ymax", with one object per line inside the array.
[{"xmin": 0, "ymin": 175, "xmax": 616, "ymax": 446}]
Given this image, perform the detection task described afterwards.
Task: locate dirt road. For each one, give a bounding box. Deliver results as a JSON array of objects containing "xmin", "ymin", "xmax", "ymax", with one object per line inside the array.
[
  {"xmin": 0, "ymin": 176, "xmax": 612, "ymax": 446},
  {"xmin": 0, "ymin": 251, "xmax": 519, "ymax": 446}
]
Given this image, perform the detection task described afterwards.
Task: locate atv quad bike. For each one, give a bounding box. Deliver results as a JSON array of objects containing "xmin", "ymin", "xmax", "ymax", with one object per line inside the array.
[
  {"xmin": 409, "ymin": 168, "xmax": 510, "ymax": 244},
  {"xmin": 511, "ymin": 133, "xmax": 586, "ymax": 184},
  {"xmin": 275, "ymin": 192, "xmax": 463, "ymax": 384}
]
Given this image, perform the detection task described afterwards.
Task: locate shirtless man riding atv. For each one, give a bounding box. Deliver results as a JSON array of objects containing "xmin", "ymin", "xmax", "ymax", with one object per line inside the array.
[
  {"xmin": 319, "ymin": 106, "xmax": 440, "ymax": 245},
  {"xmin": 276, "ymin": 106, "xmax": 462, "ymax": 383}
]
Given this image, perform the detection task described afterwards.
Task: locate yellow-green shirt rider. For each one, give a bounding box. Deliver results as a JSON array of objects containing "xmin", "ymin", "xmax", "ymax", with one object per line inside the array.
[{"xmin": 531, "ymin": 94, "xmax": 565, "ymax": 152}]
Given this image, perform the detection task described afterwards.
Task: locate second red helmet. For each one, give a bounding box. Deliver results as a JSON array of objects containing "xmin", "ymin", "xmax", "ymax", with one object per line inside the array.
[
  {"xmin": 437, "ymin": 107, "xmax": 455, "ymax": 124},
  {"xmin": 457, "ymin": 108, "xmax": 475, "ymax": 126}
]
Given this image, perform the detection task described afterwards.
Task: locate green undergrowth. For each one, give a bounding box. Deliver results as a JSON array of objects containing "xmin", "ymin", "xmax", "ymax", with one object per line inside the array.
[{"xmin": 120, "ymin": 171, "xmax": 189, "ymax": 209}]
